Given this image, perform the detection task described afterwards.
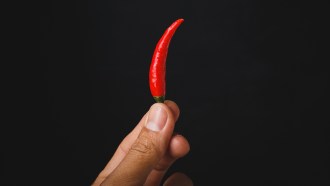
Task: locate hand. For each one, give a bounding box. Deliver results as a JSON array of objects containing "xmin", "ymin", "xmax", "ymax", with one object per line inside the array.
[{"xmin": 92, "ymin": 100, "xmax": 192, "ymax": 186}]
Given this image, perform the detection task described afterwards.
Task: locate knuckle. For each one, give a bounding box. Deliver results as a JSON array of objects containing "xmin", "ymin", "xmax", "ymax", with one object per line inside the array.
[
  {"xmin": 153, "ymin": 161, "xmax": 169, "ymax": 172},
  {"xmin": 130, "ymin": 132, "xmax": 158, "ymax": 156}
]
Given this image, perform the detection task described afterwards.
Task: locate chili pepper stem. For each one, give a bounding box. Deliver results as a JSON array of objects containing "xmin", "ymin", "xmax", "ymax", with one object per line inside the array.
[{"xmin": 153, "ymin": 96, "xmax": 165, "ymax": 103}]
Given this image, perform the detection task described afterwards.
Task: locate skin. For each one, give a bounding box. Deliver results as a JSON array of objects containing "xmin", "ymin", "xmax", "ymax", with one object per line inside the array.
[{"xmin": 92, "ymin": 100, "xmax": 193, "ymax": 186}]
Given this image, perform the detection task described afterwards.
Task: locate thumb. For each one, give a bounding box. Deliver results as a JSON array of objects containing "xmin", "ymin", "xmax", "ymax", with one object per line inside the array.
[{"xmin": 102, "ymin": 103, "xmax": 176, "ymax": 186}]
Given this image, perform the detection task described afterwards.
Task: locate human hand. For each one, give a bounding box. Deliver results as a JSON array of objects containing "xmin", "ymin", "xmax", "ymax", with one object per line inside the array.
[{"xmin": 92, "ymin": 100, "xmax": 192, "ymax": 186}]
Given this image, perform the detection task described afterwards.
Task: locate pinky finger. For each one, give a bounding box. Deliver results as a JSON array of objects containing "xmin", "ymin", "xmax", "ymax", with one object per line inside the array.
[{"xmin": 163, "ymin": 172, "xmax": 193, "ymax": 186}]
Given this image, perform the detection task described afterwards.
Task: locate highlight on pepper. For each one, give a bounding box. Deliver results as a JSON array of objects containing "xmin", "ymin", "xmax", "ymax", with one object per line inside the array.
[{"xmin": 149, "ymin": 18, "xmax": 184, "ymax": 103}]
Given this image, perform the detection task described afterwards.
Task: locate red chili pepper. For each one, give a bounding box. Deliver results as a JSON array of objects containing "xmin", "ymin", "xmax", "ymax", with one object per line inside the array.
[{"xmin": 149, "ymin": 18, "xmax": 184, "ymax": 103}]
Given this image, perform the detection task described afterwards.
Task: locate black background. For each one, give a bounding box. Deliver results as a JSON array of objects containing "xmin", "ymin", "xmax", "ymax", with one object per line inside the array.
[{"xmin": 4, "ymin": 0, "xmax": 330, "ymax": 185}]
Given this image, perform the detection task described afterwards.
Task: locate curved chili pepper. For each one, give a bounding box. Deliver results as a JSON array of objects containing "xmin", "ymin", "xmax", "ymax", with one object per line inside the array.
[{"xmin": 149, "ymin": 18, "xmax": 184, "ymax": 103}]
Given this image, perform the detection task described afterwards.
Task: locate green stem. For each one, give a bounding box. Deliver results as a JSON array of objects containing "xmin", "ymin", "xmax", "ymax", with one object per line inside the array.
[{"xmin": 153, "ymin": 96, "xmax": 165, "ymax": 103}]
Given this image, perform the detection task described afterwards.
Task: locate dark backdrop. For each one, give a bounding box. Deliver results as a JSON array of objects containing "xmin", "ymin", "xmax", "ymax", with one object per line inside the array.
[{"xmin": 5, "ymin": 0, "xmax": 330, "ymax": 185}]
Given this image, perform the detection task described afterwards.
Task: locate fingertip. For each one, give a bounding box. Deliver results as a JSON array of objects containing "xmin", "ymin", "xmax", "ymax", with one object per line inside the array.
[
  {"xmin": 163, "ymin": 172, "xmax": 193, "ymax": 186},
  {"xmin": 164, "ymin": 100, "xmax": 180, "ymax": 121},
  {"xmin": 148, "ymin": 103, "xmax": 175, "ymax": 124},
  {"xmin": 164, "ymin": 100, "xmax": 179, "ymax": 111},
  {"xmin": 168, "ymin": 134, "xmax": 190, "ymax": 158},
  {"xmin": 148, "ymin": 101, "xmax": 178, "ymax": 125}
]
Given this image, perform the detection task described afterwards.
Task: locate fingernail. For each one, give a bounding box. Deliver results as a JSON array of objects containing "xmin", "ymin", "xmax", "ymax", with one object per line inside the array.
[{"xmin": 146, "ymin": 105, "xmax": 168, "ymax": 132}]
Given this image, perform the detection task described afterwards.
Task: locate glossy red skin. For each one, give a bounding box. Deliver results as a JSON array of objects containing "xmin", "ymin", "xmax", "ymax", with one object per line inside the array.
[{"xmin": 149, "ymin": 19, "xmax": 184, "ymax": 98}]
